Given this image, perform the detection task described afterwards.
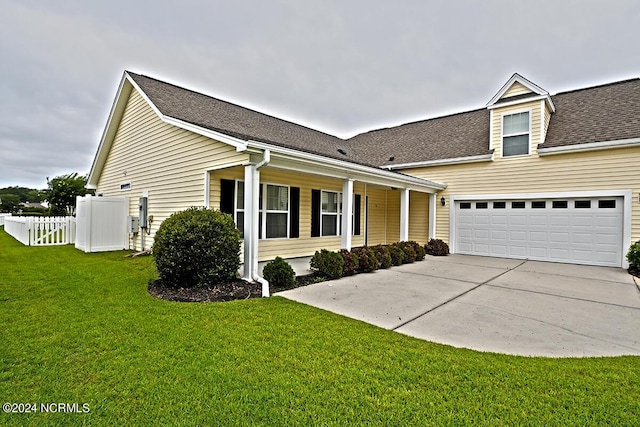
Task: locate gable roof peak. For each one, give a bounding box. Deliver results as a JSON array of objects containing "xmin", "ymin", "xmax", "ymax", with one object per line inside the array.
[{"xmin": 486, "ymin": 73, "xmax": 550, "ymax": 107}]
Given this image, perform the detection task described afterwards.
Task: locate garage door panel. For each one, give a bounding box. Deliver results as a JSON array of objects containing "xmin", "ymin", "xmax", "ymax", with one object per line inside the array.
[
  {"xmin": 509, "ymin": 215, "xmax": 528, "ymax": 226},
  {"xmin": 508, "ymin": 246, "xmax": 527, "ymax": 257},
  {"xmin": 455, "ymin": 197, "xmax": 622, "ymax": 267},
  {"xmin": 530, "ymin": 215, "xmax": 548, "ymax": 226},
  {"xmin": 550, "ymin": 215, "xmax": 570, "ymax": 227},
  {"xmin": 572, "ymin": 215, "xmax": 593, "ymax": 227},
  {"xmin": 491, "ymin": 230, "xmax": 507, "ymax": 241},
  {"xmin": 491, "ymin": 215, "xmax": 507, "ymax": 226},
  {"xmin": 529, "ymin": 231, "xmax": 547, "ymax": 242},
  {"xmin": 509, "ymin": 230, "xmax": 527, "ymax": 242},
  {"xmin": 550, "ymin": 232, "xmax": 570, "ymax": 244},
  {"xmin": 491, "ymin": 245, "xmax": 508, "ymax": 256},
  {"xmin": 474, "ymin": 229, "xmax": 489, "ymax": 239},
  {"xmin": 529, "ymin": 247, "xmax": 548, "ymax": 258},
  {"xmin": 550, "ymin": 248, "xmax": 570, "ymax": 261}
]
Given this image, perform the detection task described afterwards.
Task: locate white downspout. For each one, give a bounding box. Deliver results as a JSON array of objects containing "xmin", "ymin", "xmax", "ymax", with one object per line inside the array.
[{"xmin": 252, "ymin": 149, "xmax": 271, "ymax": 297}]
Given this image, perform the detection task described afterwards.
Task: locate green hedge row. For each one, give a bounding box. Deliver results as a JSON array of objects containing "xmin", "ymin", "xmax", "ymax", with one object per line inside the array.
[{"xmin": 310, "ymin": 239, "xmax": 449, "ymax": 279}]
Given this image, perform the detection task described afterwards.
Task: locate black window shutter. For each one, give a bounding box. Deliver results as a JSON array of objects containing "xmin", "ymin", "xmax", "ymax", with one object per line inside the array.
[
  {"xmin": 220, "ymin": 179, "xmax": 235, "ymax": 214},
  {"xmin": 311, "ymin": 189, "xmax": 321, "ymax": 237},
  {"xmin": 289, "ymin": 187, "xmax": 300, "ymax": 238},
  {"xmin": 354, "ymin": 194, "xmax": 361, "ymax": 235}
]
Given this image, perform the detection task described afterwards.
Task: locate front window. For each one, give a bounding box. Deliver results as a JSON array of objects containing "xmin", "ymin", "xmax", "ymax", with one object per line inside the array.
[
  {"xmin": 264, "ymin": 184, "xmax": 289, "ymax": 238},
  {"xmin": 502, "ymin": 111, "xmax": 530, "ymax": 157},
  {"xmin": 234, "ymin": 181, "xmax": 289, "ymax": 239},
  {"xmin": 321, "ymin": 191, "xmax": 341, "ymax": 236}
]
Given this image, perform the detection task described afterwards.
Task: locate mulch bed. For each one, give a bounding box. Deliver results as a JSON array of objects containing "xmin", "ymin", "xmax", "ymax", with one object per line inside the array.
[
  {"xmin": 148, "ymin": 279, "xmax": 262, "ymax": 302},
  {"xmin": 148, "ymin": 274, "xmax": 320, "ymax": 303}
]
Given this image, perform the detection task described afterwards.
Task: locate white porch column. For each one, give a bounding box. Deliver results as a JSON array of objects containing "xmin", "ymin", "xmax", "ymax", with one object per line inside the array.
[
  {"xmin": 400, "ymin": 188, "xmax": 410, "ymax": 242},
  {"xmin": 243, "ymin": 164, "xmax": 260, "ymax": 280},
  {"xmin": 203, "ymin": 171, "xmax": 211, "ymax": 208},
  {"xmin": 341, "ymin": 179, "xmax": 354, "ymax": 250},
  {"xmin": 428, "ymin": 193, "xmax": 437, "ymax": 240}
]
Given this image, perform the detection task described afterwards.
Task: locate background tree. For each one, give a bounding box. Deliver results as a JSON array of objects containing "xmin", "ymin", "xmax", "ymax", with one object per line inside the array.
[
  {"xmin": 0, "ymin": 194, "xmax": 21, "ymax": 213},
  {"xmin": 43, "ymin": 173, "xmax": 93, "ymax": 216}
]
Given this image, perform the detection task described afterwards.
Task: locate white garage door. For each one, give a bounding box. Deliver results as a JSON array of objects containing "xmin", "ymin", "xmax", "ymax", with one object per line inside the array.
[{"xmin": 454, "ymin": 197, "xmax": 623, "ymax": 267}]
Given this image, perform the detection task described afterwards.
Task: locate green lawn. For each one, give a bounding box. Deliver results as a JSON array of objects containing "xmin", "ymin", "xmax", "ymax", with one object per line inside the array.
[{"xmin": 0, "ymin": 229, "xmax": 638, "ymax": 426}]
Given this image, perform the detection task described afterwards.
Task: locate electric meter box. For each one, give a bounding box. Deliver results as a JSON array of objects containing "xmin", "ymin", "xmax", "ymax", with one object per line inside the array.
[{"xmin": 127, "ymin": 216, "xmax": 140, "ymax": 233}]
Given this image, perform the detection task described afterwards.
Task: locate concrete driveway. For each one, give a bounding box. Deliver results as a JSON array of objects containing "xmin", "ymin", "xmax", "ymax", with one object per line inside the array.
[{"xmin": 277, "ymin": 255, "xmax": 640, "ymax": 357}]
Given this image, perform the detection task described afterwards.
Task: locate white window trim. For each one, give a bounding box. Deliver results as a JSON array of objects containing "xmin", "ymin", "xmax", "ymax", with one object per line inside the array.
[
  {"xmin": 234, "ymin": 179, "xmax": 290, "ymax": 240},
  {"xmin": 261, "ymin": 181, "xmax": 290, "ymax": 240},
  {"xmin": 319, "ymin": 189, "xmax": 360, "ymax": 238},
  {"xmin": 320, "ymin": 189, "xmax": 342, "ymax": 237},
  {"xmin": 234, "ymin": 180, "xmax": 245, "ymax": 236},
  {"xmin": 501, "ymin": 109, "xmax": 532, "ymax": 158},
  {"xmin": 120, "ymin": 182, "xmax": 132, "ymax": 191}
]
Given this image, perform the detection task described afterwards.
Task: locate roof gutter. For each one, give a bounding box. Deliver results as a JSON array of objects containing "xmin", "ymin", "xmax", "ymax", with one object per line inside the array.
[
  {"xmin": 382, "ymin": 153, "xmax": 494, "ymax": 170},
  {"xmin": 244, "ymin": 140, "xmax": 447, "ymax": 191},
  {"xmin": 537, "ymin": 137, "xmax": 640, "ymax": 156}
]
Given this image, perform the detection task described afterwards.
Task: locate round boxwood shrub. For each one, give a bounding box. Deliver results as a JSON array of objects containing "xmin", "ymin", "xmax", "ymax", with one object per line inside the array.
[
  {"xmin": 388, "ymin": 243, "xmax": 405, "ymax": 266},
  {"xmin": 627, "ymin": 240, "xmax": 640, "ymax": 276},
  {"xmin": 152, "ymin": 207, "xmax": 241, "ymax": 288},
  {"xmin": 425, "ymin": 238, "xmax": 450, "ymax": 256},
  {"xmin": 398, "ymin": 241, "xmax": 417, "ymax": 263},
  {"xmin": 406, "ymin": 241, "xmax": 426, "ymax": 261},
  {"xmin": 340, "ymin": 249, "xmax": 359, "ymax": 276},
  {"xmin": 263, "ymin": 256, "xmax": 295, "ymax": 289},
  {"xmin": 372, "ymin": 245, "xmax": 392, "ymax": 269},
  {"xmin": 310, "ymin": 249, "xmax": 344, "ymax": 279},
  {"xmin": 353, "ymin": 247, "xmax": 379, "ymax": 273}
]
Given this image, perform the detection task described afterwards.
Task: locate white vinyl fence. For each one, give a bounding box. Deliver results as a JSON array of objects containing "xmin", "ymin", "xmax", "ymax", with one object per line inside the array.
[
  {"xmin": 75, "ymin": 195, "xmax": 129, "ymax": 252},
  {"xmin": 4, "ymin": 216, "xmax": 76, "ymax": 246},
  {"xmin": 0, "ymin": 213, "xmax": 11, "ymax": 226}
]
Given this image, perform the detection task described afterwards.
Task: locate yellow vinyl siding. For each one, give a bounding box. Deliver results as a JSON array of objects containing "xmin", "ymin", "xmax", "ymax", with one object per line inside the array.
[
  {"xmin": 491, "ymin": 100, "xmax": 542, "ymax": 157},
  {"xmin": 502, "ymin": 81, "xmax": 533, "ymax": 98},
  {"xmin": 406, "ymin": 145, "xmax": 640, "ymax": 245},
  {"xmin": 96, "ymin": 88, "xmax": 249, "ymax": 250},
  {"xmin": 385, "ymin": 190, "xmax": 400, "ymax": 243},
  {"xmin": 209, "ymin": 168, "xmax": 367, "ymax": 261},
  {"xmin": 409, "ymin": 191, "xmax": 430, "ymax": 244},
  {"xmin": 365, "ymin": 187, "xmax": 388, "ymax": 245}
]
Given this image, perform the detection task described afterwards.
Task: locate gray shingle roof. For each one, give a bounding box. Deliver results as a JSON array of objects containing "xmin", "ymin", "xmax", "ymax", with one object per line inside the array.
[
  {"xmin": 127, "ymin": 72, "xmax": 363, "ymax": 164},
  {"xmin": 542, "ymin": 78, "xmax": 640, "ymax": 148},
  {"xmin": 348, "ymin": 109, "xmax": 492, "ymax": 167},
  {"xmin": 127, "ymin": 71, "xmax": 640, "ymax": 169}
]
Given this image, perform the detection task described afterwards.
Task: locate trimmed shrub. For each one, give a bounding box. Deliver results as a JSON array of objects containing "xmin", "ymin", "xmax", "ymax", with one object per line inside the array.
[
  {"xmin": 425, "ymin": 238, "xmax": 450, "ymax": 256},
  {"xmin": 263, "ymin": 256, "xmax": 295, "ymax": 289},
  {"xmin": 409, "ymin": 241, "xmax": 426, "ymax": 261},
  {"xmin": 398, "ymin": 241, "xmax": 417, "ymax": 263},
  {"xmin": 372, "ymin": 245, "xmax": 392, "ymax": 269},
  {"xmin": 388, "ymin": 243, "xmax": 405, "ymax": 266},
  {"xmin": 352, "ymin": 247, "xmax": 378, "ymax": 273},
  {"xmin": 310, "ymin": 249, "xmax": 344, "ymax": 279},
  {"xmin": 153, "ymin": 207, "xmax": 241, "ymax": 288},
  {"xmin": 627, "ymin": 240, "xmax": 640, "ymax": 269},
  {"xmin": 340, "ymin": 249, "xmax": 359, "ymax": 276}
]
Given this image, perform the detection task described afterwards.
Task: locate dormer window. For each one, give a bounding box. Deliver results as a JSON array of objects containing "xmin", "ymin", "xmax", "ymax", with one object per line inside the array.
[{"xmin": 502, "ymin": 111, "xmax": 530, "ymax": 157}]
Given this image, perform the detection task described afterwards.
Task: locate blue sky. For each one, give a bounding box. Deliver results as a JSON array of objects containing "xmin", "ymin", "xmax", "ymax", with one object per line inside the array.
[{"xmin": 1, "ymin": 0, "xmax": 639, "ymax": 188}]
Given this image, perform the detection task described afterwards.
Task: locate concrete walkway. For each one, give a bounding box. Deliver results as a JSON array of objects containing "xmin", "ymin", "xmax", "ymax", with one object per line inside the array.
[{"xmin": 277, "ymin": 254, "xmax": 640, "ymax": 357}]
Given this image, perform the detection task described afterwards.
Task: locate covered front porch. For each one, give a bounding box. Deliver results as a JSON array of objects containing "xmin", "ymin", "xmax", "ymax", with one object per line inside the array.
[{"xmin": 204, "ymin": 143, "xmax": 446, "ymax": 295}]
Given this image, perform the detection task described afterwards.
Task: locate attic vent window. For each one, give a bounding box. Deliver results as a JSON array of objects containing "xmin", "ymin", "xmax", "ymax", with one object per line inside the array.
[
  {"xmin": 120, "ymin": 182, "xmax": 132, "ymax": 191},
  {"xmin": 337, "ymin": 149, "xmax": 347, "ymax": 155}
]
